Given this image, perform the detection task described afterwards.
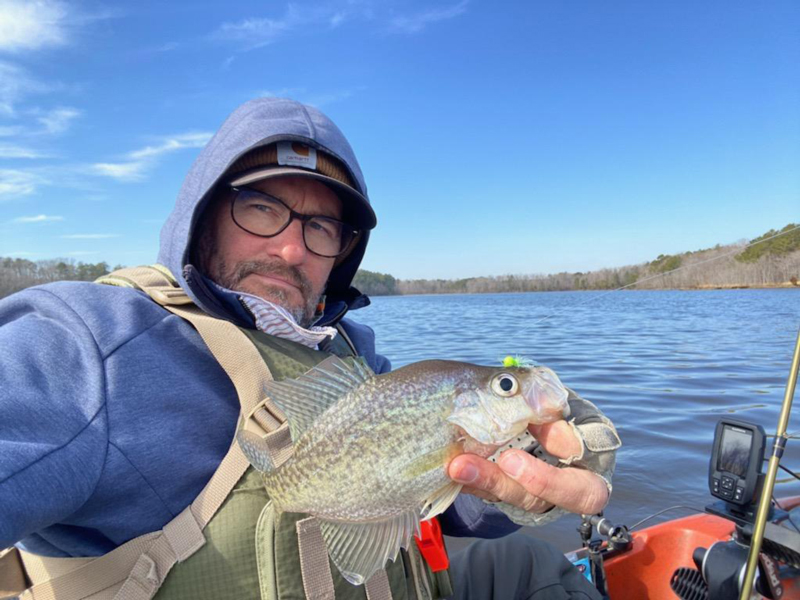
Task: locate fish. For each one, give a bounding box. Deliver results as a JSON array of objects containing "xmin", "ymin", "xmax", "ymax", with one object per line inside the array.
[{"xmin": 237, "ymin": 355, "xmax": 570, "ymax": 585}]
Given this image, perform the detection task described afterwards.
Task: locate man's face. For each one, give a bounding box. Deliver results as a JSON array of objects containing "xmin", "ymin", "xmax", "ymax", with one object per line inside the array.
[{"xmin": 198, "ymin": 176, "xmax": 342, "ymax": 326}]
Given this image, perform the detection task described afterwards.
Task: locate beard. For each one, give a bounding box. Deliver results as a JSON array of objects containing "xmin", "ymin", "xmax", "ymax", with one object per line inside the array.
[
  {"xmin": 213, "ymin": 258, "xmax": 321, "ymax": 327},
  {"xmin": 196, "ymin": 228, "xmax": 322, "ymax": 327}
]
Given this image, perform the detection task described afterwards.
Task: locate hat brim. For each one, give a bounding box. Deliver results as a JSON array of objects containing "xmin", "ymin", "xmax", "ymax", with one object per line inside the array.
[{"xmin": 228, "ymin": 166, "xmax": 377, "ymax": 230}]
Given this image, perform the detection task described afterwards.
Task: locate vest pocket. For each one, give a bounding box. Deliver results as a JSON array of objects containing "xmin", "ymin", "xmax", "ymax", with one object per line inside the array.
[{"xmin": 256, "ymin": 502, "xmax": 279, "ymax": 600}]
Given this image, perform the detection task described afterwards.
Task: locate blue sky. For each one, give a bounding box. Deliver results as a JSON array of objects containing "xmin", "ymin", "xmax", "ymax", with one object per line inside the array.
[{"xmin": 0, "ymin": 0, "xmax": 797, "ymax": 279}]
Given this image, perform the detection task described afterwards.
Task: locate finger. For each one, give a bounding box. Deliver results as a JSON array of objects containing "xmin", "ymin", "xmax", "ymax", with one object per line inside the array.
[
  {"xmin": 498, "ymin": 449, "xmax": 608, "ymax": 514},
  {"xmin": 528, "ymin": 421, "xmax": 582, "ymax": 460},
  {"xmin": 448, "ymin": 454, "xmax": 553, "ymax": 513}
]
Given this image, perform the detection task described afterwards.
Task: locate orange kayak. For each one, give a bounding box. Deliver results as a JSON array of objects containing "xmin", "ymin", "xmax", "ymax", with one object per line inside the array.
[{"xmin": 590, "ymin": 497, "xmax": 800, "ymax": 599}]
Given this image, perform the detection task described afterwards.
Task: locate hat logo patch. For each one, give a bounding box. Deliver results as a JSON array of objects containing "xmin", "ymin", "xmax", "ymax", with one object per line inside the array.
[
  {"xmin": 291, "ymin": 142, "xmax": 310, "ymax": 156},
  {"xmin": 278, "ymin": 141, "xmax": 317, "ymax": 170}
]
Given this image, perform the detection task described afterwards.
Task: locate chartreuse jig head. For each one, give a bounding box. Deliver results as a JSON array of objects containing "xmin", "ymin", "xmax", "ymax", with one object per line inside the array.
[{"xmin": 502, "ymin": 355, "xmax": 534, "ymax": 368}]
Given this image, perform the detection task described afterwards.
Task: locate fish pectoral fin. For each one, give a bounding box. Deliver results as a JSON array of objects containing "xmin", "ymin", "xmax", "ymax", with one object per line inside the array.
[
  {"xmin": 265, "ymin": 356, "xmax": 375, "ymax": 442},
  {"xmin": 318, "ymin": 510, "xmax": 419, "ymax": 586},
  {"xmin": 402, "ymin": 443, "xmax": 462, "ymax": 480},
  {"xmin": 420, "ymin": 482, "xmax": 462, "ymax": 521},
  {"xmin": 237, "ymin": 430, "xmax": 276, "ymax": 473}
]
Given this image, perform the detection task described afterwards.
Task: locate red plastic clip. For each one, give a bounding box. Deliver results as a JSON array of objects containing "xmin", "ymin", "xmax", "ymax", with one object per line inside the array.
[{"xmin": 414, "ymin": 518, "xmax": 449, "ymax": 572}]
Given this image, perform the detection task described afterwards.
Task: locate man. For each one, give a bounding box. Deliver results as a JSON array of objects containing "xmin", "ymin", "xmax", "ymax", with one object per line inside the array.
[{"xmin": 0, "ymin": 98, "xmax": 618, "ymax": 599}]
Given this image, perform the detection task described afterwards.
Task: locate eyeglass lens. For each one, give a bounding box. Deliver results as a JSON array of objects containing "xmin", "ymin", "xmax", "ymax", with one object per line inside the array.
[{"xmin": 231, "ymin": 188, "xmax": 354, "ymax": 257}]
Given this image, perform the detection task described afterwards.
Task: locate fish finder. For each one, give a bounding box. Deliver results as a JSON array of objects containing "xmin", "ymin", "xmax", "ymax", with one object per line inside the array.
[{"xmin": 709, "ymin": 418, "xmax": 766, "ymax": 508}]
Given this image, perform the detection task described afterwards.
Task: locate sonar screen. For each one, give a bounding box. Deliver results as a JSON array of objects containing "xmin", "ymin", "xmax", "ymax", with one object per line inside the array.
[{"xmin": 709, "ymin": 419, "xmax": 766, "ymax": 506}]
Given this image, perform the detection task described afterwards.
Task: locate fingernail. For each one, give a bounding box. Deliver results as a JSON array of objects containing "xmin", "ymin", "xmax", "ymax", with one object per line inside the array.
[
  {"xmin": 500, "ymin": 453, "xmax": 524, "ymax": 477},
  {"xmin": 452, "ymin": 463, "xmax": 479, "ymax": 484}
]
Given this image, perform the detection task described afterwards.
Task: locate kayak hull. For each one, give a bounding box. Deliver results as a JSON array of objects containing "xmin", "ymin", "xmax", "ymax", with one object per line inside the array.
[{"xmin": 602, "ymin": 498, "xmax": 800, "ymax": 599}]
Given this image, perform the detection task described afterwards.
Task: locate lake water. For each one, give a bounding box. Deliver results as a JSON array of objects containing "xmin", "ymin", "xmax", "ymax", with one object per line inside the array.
[{"xmin": 353, "ymin": 289, "xmax": 800, "ymax": 551}]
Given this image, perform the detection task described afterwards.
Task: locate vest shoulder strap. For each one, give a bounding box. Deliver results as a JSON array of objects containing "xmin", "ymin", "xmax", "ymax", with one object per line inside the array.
[{"xmin": 14, "ymin": 265, "xmax": 276, "ymax": 600}]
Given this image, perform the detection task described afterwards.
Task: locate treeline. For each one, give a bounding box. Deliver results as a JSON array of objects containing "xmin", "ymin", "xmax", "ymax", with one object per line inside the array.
[
  {"xmin": 0, "ymin": 258, "xmax": 117, "ymax": 299},
  {"xmin": 354, "ymin": 224, "xmax": 800, "ymax": 296},
  {"xmin": 2, "ymin": 224, "xmax": 797, "ymax": 300}
]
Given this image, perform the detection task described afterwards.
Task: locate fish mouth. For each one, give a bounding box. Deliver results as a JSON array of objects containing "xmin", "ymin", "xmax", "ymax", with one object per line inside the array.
[
  {"xmin": 448, "ymin": 406, "xmax": 530, "ymax": 446},
  {"xmin": 520, "ymin": 366, "xmax": 570, "ymax": 421}
]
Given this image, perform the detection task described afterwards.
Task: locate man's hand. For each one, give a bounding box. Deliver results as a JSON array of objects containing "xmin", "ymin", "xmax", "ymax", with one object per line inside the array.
[{"xmin": 448, "ymin": 421, "xmax": 609, "ymax": 515}]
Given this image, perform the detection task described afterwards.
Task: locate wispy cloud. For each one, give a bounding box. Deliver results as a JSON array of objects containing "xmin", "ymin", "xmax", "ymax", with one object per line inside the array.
[
  {"xmin": 0, "ymin": 124, "xmax": 22, "ymax": 136},
  {"xmin": 305, "ymin": 89, "xmax": 359, "ymax": 107},
  {"xmin": 259, "ymin": 86, "xmax": 306, "ymax": 99},
  {"xmin": 0, "ymin": 0, "xmax": 118, "ymax": 53},
  {"xmin": 61, "ymin": 233, "xmax": 119, "ymax": 240},
  {"xmin": 329, "ymin": 11, "xmax": 347, "ymax": 28},
  {"xmin": 257, "ymin": 86, "xmax": 361, "ymax": 108},
  {"xmin": 211, "ymin": 4, "xmax": 355, "ymax": 51},
  {"xmin": 212, "ymin": 2, "xmax": 468, "ymax": 53},
  {"xmin": 128, "ymin": 132, "xmax": 212, "ymax": 160},
  {"xmin": 91, "ymin": 161, "xmax": 148, "ymax": 182},
  {"xmin": 389, "ymin": 0, "xmax": 468, "ymax": 34},
  {"xmin": 66, "ymin": 251, "xmax": 99, "ymax": 256},
  {"xmin": 156, "ymin": 41, "xmax": 179, "ymax": 52},
  {"xmin": 91, "ymin": 132, "xmax": 212, "ymax": 182},
  {"xmin": 36, "ymin": 106, "xmax": 80, "ymax": 134},
  {"xmin": 12, "ymin": 214, "xmax": 63, "ymax": 223},
  {"xmin": 0, "ymin": 61, "xmax": 52, "ymax": 116},
  {"xmin": 0, "ymin": 144, "xmax": 48, "ymax": 158},
  {"xmin": 0, "ymin": 0, "xmax": 68, "ymax": 52},
  {"xmin": 211, "ymin": 8, "xmax": 296, "ymax": 50},
  {"xmin": 0, "ymin": 168, "xmax": 45, "ymax": 200}
]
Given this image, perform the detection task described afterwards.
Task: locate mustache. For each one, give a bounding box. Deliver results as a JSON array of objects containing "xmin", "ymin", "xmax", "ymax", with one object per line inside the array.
[{"xmin": 232, "ymin": 260, "xmax": 313, "ymax": 296}]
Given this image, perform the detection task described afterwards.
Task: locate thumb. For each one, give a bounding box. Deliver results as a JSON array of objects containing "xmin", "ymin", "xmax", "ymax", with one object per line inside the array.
[{"xmin": 528, "ymin": 420, "xmax": 582, "ymax": 461}]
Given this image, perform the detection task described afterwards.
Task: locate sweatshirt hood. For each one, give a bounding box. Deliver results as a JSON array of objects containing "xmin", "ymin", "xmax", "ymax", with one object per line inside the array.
[{"xmin": 157, "ymin": 97, "xmax": 373, "ymax": 326}]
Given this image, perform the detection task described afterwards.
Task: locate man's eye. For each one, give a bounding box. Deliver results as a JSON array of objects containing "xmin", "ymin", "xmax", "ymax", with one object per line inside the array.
[
  {"xmin": 308, "ymin": 219, "xmax": 338, "ymax": 238},
  {"xmin": 252, "ymin": 203, "xmax": 276, "ymax": 213}
]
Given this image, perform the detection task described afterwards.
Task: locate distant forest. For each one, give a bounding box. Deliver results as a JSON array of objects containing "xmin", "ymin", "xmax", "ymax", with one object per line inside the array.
[
  {"xmin": 0, "ymin": 259, "xmax": 121, "ymax": 299},
  {"xmin": 353, "ymin": 223, "xmax": 800, "ymax": 296},
  {"xmin": 1, "ymin": 224, "xmax": 798, "ymax": 300}
]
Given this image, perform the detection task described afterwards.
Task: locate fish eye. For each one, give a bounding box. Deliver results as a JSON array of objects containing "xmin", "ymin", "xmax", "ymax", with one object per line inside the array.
[{"xmin": 491, "ymin": 373, "xmax": 519, "ymax": 397}]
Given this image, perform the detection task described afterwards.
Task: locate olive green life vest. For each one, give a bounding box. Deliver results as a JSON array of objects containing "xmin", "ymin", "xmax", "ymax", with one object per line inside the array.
[{"xmin": 2, "ymin": 266, "xmax": 452, "ymax": 600}]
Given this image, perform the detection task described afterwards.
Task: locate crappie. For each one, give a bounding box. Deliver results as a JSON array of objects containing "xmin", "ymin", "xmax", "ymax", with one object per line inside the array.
[{"xmin": 238, "ymin": 356, "xmax": 570, "ymax": 585}]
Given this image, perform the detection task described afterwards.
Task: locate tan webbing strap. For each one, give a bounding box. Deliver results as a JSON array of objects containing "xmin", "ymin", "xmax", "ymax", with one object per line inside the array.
[
  {"xmin": 243, "ymin": 400, "xmax": 294, "ymax": 469},
  {"xmin": 296, "ymin": 518, "xmax": 335, "ymax": 600},
  {"xmin": 365, "ymin": 571, "xmax": 393, "ymax": 600},
  {"xmin": 1, "ymin": 547, "xmax": 28, "ymax": 598},
  {"xmin": 20, "ymin": 554, "xmax": 92, "ymax": 586},
  {"xmin": 252, "ymin": 403, "xmax": 284, "ymax": 431},
  {"xmin": 295, "ymin": 518, "xmax": 395, "ymax": 600},
  {"xmin": 17, "ymin": 266, "xmax": 274, "ymax": 600}
]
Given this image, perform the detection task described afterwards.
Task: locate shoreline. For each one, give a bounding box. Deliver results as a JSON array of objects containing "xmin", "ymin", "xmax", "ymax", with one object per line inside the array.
[{"xmin": 368, "ymin": 283, "xmax": 800, "ymax": 298}]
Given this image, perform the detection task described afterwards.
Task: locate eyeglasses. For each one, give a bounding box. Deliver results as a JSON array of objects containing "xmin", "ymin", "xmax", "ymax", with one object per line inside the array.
[{"xmin": 229, "ymin": 187, "xmax": 359, "ymax": 258}]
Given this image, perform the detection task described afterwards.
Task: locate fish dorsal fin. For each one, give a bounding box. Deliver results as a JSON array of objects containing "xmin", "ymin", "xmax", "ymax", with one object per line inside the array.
[
  {"xmin": 237, "ymin": 430, "xmax": 276, "ymax": 473},
  {"xmin": 318, "ymin": 510, "xmax": 420, "ymax": 586},
  {"xmin": 266, "ymin": 355, "xmax": 375, "ymax": 442},
  {"xmin": 420, "ymin": 481, "xmax": 462, "ymax": 521}
]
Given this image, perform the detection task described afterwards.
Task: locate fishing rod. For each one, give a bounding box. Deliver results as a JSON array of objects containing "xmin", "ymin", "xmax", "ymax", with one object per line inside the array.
[
  {"xmin": 739, "ymin": 326, "xmax": 800, "ymax": 600},
  {"xmin": 532, "ymin": 223, "xmax": 800, "ymax": 327}
]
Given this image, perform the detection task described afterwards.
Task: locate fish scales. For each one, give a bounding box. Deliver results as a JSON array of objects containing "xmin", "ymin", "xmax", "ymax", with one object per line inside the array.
[{"xmin": 266, "ymin": 363, "xmax": 468, "ymax": 521}]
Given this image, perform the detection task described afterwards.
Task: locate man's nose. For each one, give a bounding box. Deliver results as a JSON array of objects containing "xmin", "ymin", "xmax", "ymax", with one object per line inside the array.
[{"xmin": 273, "ymin": 219, "xmax": 308, "ymax": 265}]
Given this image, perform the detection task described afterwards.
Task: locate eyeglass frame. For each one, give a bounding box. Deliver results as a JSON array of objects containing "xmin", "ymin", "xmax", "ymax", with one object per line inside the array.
[{"xmin": 228, "ymin": 186, "xmax": 360, "ymax": 258}]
